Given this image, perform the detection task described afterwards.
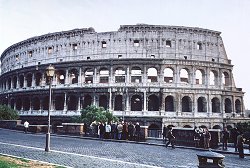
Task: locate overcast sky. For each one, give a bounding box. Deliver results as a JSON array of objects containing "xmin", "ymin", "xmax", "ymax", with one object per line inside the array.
[{"xmin": 0, "ymin": 0, "xmax": 249, "ymax": 109}]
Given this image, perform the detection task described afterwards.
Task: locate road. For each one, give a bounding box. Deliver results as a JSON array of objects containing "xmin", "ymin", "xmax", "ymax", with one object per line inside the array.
[{"xmin": 0, "ymin": 128, "xmax": 249, "ymax": 168}]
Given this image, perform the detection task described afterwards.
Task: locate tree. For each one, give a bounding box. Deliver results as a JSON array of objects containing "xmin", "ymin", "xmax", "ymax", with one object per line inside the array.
[
  {"xmin": 72, "ymin": 105, "xmax": 118, "ymax": 125},
  {"xmin": 0, "ymin": 105, "xmax": 19, "ymax": 120}
]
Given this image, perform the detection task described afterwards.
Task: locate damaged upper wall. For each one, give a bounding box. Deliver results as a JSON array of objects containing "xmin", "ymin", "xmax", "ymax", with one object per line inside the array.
[{"xmin": 1, "ymin": 24, "xmax": 230, "ymax": 74}]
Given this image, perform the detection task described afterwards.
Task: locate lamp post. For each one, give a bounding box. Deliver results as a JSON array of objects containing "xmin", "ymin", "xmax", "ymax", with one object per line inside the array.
[{"xmin": 45, "ymin": 64, "xmax": 55, "ymax": 152}]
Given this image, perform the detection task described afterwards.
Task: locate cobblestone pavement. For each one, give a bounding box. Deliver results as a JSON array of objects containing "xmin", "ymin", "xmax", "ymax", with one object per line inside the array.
[{"xmin": 0, "ymin": 129, "xmax": 249, "ymax": 168}]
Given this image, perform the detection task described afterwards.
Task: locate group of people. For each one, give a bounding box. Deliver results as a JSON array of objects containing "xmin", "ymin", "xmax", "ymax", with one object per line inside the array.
[
  {"xmin": 91, "ymin": 121, "xmax": 141, "ymax": 141},
  {"xmin": 193, "ymin": 127, "xmax": 211, "ymax": 149}
]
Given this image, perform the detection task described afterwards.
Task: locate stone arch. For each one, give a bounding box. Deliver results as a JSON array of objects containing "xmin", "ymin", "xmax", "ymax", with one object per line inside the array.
[
  {"xmin": 197, "ymin": 97, "xmax": 207, "ymax": 112},
  {"xmin": 148, "ymin": 94, "xmax": 159, "ymax": 111},
  {"xmin": 55, "ymin": 95, "xmax": 64, "ymax": 110},
  {"xmin": 164, "ymin": 68, "xmax": 174, "ymax": 83},
  {"xmin": 35, "ymin": 72, "xmax": 42, "ymax": 86},
  {"xmin": 210, "ymin": 70, "xmax": 218, "ymax": 86},
  {"xmin": 148, "ymin": 123, "xmax": 160, "ymax": 138},
  {"xmin": 69, "ymin": 68, "xmax": 79, "ymax": 84},
  {"xmin": 32, "ymin": 97, "xmax": 40, "ymax": 110},
  {"xmin": 68, "ymin": 95, "xmax": 78, "ymax": 110},
  {"xmin": 42, "ymin": 96, "xmax": 49, "ymax": 111},
  {"xmin": 165, "ymin": 95, "xmax": 174, "ymax": 112},
  {"xmin": 222, "ymin": 71, "xmax": 230, "ymax": 86},
  {"xmin": 182, "ymin": 96, "xmax": 192, "ymax": 112},
  {"xmin": 83, "ymin": 94, "xmax": 92, "ymax": 109},
  {"xmin": 84, "ymin": 68, "xmax": 94, "ymax": 83},
  {"xmin": 225, "ymin": 98, "xmax": 232, "ymax": 113},
  {"xmin": 114, "ymin": 67, "xmax": 126, "ymax": 83},
  {"xmin": 131, "ymin": 94, "xmax": 142, "ymax": 111},
  {"xmin": 212, "ymin": 97, "xmax": 220, "ymax": 113},
  {"xmin": 147, "ymin": 67, "xmax": 158, "ymax": 82},
  {"xmin": 114, "ymin": 95, "xmax": 123, "ymax": 111},
  {"xmin": 99, "ymin": 67, "xmax": 109, "ymax": 83},
  {"xmin": 235, "ymin": 99, "xmax": 241, "ymax": 113},
  {"xmin": 26, "ymin": 73, "xmax": 33, "ymax": 87},
  {"xmin": 131, "ymin": 66, "xmax": 142, "ymax": 83},
  {"xmin": 7, "ymin": 77, "xmax": 11, "ymax": 89},
  {"xmin": 180, "ymin": 68, "xmax": 189, "ymax": 83},
  {"xmin": 183, "ymin": 125, "xmax": 192, "ymax": 128},
  {"xmin": 99, "ymin": 95, "xmax": 108, "ymax": 110}
]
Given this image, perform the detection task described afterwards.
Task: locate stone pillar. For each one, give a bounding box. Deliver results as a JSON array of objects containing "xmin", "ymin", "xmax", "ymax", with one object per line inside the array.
[
  {"xmin": 126, "ymin": 91, "xmax": 130, "ymax": 111},
  {"xmin": 94, "ymin": 67, "xmax": 98, "ymax": 84},
  {"xmin": 65, "ymin": 69, "xmax": 69, "ymax": 85},
  {"xmin": 143, "ymin": 90, "xmax": 147, "ymax": 111},
  {"xmin": 126, "ymin": 66, "xmax": 130, "ymax": 83},
  {"xmin": 207, "ymin": 94, "xmax": 211, "ymax": 116},
  {"xmin": 109, "ymin": 66, "xmax": 113, "ymax": 84},
  {"xmin": 77, "ymin": 95, "xmax": 81, "ymax": 113},
  {"xmin": 32, "ymin": 73, "xmax": 35, "ymax": 87},
  {"xmin": 193, "ymin": 94, "xmax": 197, "ymax": 117},
  {"xmin": 175, "ymin": 66, "xmax": 180, "ymax": 87},
  {"xmin": 23, "ymin": 75, "xmax": 27, "ymax": 88},
  {"xmin": 143, "ymin": 66, "xmax": 147, "ymax": 84},
  {"xmin": 16, "ymin": 77, "xmax": 20, "ymax": 89},
  {"xmin": 79, "ymin": 67, "xmax": 82, "ymax": 84},
  {"xmin": 63, "ymin": 92, "xmax": 67, "ymax": 113},
  {"xmin": 205, "ymin": 67, "xmax": 210, "ymax": 88},
  {"xmin": 109, "ymin": 88, "xmax": 112, "ymax": 111}
]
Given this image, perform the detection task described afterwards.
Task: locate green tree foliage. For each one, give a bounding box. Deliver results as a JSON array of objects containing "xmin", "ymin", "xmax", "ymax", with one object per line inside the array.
[
  {"xmin": 0, "ymin": 105, "xmax": 19, "ymax": 120},
  {"xmin": 72, "ymin": 105, "xmax": 118, "ymax": 125},
  {"xmin": 236, "ymin": 122, "xmax": 250, "ymax": 133}
]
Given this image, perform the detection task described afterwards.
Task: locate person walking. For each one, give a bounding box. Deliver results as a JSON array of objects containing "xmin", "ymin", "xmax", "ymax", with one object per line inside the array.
[
  {"xmin": 221, "ymin": 127, "xmax": 230, "ymax": 150},
  {"xmin": 203, "ymin": 128, "xmax": 211, "ymax": 149},
  {"xmin": 135, "ymin": 122, "xmax": 141, "ymax": 141},
  {"xmin": 166, "ymin": 127, "xmax": 175, "ymax": 149},
  {"xmin": 237, "ymin": 132, "xmax": 245, "ymax": 158},
  {"xmin": 162, "ymin": 125, "xmax": 167, "ymax": 143},
  {"xmin": 128, "ymin": 122, "xmax": 135, "ymax": 141},
  {"xmin": 24, "ymin": 121, "xmax": 29, "ymax": 133},
  {"xmin": 117, "ymin": 122, "xmax": 123, "ymax": 140},
  {"xmin": 105, "ymin": 122, "xmax": 111, "ymax": 139},
  {"xmin": 231, "ymin": 128, "xmax": 240, "ymax": 152},
  {"xmin": 99, "ymin": 122, "xmax": 105, "ymax": 139}
]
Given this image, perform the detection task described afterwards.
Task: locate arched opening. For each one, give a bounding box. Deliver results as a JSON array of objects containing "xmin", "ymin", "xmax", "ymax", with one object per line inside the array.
[
  {"xmin": 85, "ymin": 68, "xmax": 94, "ymax": 83},
  {"xmin": 56, "ymin": 70, "xmax": 66, "ymax": 85},
  {"xmin": 235, "ymin": 99, "xmax": 241, "ymax": 113},
  {"xmin": 180, "ymin": 69, "xmax": 189, "ymax": 83},
  {"xmin": 114, "ymin": 95, "xmax": 123, "ymax": 111},
  {"xmin": 197, "ymin": 97, "xmax": 207, "ymax": 112},
  {"xmin": 83, "ymin": 95, "xmax": 92, "ymax": 109},
  {"xmin": 69, "ymin": 68, "xmax": 79, "ymax": 84},
  {"xmin": 99, "ymin": 68, "xmax": 109, "ymax": 83},
  {"xmin": 115, "ymin": 67, "xmax": 126, "ymax": 83},
  {"xmin": 148, "ymin": 94, "xmax": 159, "ymax": 111},
  {"xmin": 164, "ymin": 68, "xmax": 174, "ymax": 83},
  {"xmin": 183, "ymin": 125, "xmax": 192, "ymax": 128},
  {"xmin": 182, "ymin": 96, "xmax": 192, "ymax": 112},
  {"xmin": 16, "ymin": 98, "xmax": 22, "ymax": 110},
  {"xmin": 42, "ymin": 96, "xmax": 49, "ymax": 111},
  {"xmin": 148, "ymin": 124, "xmax": 160, "ymax": 138},
  {"xmin": 7, "ymin": 78, "xmax": 11, "ymax": 89},
  {"xmin": 131, "ymin": 95, "xmax": 142, "ymax": 111},
  {"xmin": 35, "ymin": 72, "xmax": 42, "ymax": 86},
  {"xmin": 225, "ymin": 98, "xmax": 232, "ymax": 113},
  {"xmin": 26, "ymin": 73, "xmax": 32, "ymax": 87},
  {"xmin": 222, "ymin": 72, "xmax": 230, "ymax": 86},
  {"xmin": 99, "ymin": 95, "xmax": 108, "ymax": 110},
  {"xmin": 212, "ymin": 97, "xmax": 220, "ymax": 113},
  {"xmin": 33, "ymin": 97, "xmax": 40, "ymax": 110},
  {"xmin": 68, "ymin": 95, "xmax": 78, "ymax": 110},
  {"xmin": 131, "ymin": 67, "xmax": 142, "ymax": 83},
  {"xmin": 147, "ymin": 67, "xmax": 158, "ymax": 82},
  {"xmin": 19, "ymin": 75, "xmax": 24, "ymax": 88},
  {"xmin": 13, "ymin": 76, "xmax": 17, "ymax": 89},
  {"xmin": 195, "ymin": 69, "xmax": 204, "ymax": 84},
  {"xmin": 55, "ymin": 95, "xmax": 64, "ymax": 110},
  {"xmin": 210, "ymin": 70, "xmax": 218, "ymax": 86},
  {"xmin": 23, "ymin": 97, "xmax": 30, "ymax": 111},
  {"xmin": 165, "ymin": 96, "xmax": 174, "ymax": 111}
]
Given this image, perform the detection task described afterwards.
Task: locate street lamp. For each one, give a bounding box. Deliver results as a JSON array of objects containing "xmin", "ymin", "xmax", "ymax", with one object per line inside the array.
[{"xmin": 45, "ymin": 64, "xmax": 55, "ymax": 152}]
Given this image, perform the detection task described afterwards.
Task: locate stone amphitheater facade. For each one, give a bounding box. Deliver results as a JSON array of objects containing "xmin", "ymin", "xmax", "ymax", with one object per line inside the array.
[{"xmin": 0, "ymin": 24, "xmax": 245, "ymax": 130}]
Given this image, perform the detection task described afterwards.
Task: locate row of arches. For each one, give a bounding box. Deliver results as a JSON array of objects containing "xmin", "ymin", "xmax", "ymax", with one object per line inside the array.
[
  {"xmin": 1, "ymin": 93, "xmax": 242, "ymax": 114},
  {"xmin": 0, "ymin": 66, "xmax": 232, "ymax": 91}
]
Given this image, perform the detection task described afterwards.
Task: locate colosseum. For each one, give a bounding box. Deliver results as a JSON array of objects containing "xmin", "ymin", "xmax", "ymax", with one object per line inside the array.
[{"xmin": 0, "ymin": 24, "xmax": 246, "ymax": 132}]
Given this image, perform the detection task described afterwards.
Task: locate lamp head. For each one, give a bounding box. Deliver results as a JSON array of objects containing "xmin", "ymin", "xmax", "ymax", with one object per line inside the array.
[{"xmin": 46, "ymin": 64, "xmax": 55, "ymax": 77}]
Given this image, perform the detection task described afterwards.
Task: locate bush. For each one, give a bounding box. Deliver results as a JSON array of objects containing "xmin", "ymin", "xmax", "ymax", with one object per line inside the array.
[{"xmin": 0, "ymin": 105, "xmax": 19, "ymax": 120}]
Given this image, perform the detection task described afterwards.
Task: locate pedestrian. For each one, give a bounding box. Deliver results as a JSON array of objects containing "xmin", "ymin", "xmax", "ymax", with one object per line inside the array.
[
  {"xmin": 194, "ymin": 127, "xmax": 202, "ymax": 148},
  {"xmin": 105, "ymin": 122, "xmax": 111, "ymax": 139},
  {"xmin": 237, "ymin": 132, "xmax": 245, "ymax": 158},
  {"xmin": 99, "ymin": 122, "xmax": 105, "ymax": 139},
  {"xmin": 128, "ymin": 122, "xmax": 135, "ymax": 141},
  {"xmin": 111, "ymin": 122, "xmax": 118, "ymax": 139},
  {"xmin": 165, "ymin": 127, "xmax": 175, "ymax": 149},
  {"xmin": 122, "ymin": 122, "xmax": 128, "ymax": 140},
  {"xmin": 135, "ymin": 122, "xmax": 141, "ymax": 141},
  {"xmin": 221, "ymin": 127, "xmax": 230, "ymax": 150},
  {"xmin": 231, "ymin": 128, "xmax": 240, "ymax": 152},
  {"xmin": 203, "ymin": 128, "xmax": 211, "ymax": 149},
  {"xmin": 24, "ymin": 121, "xmax": 29, "ymax": 133},
  {"xmin": 162, "ymin": 125, "xmax": 167, "ymax": 143},
  {"xmin": 117, "ymin": 122, "xmax": 123, "ymax": 140}
]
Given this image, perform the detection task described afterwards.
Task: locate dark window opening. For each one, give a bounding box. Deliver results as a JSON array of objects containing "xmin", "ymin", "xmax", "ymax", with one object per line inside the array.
[
  {"xmin": 165, "ymin": 96, "xmax": 174, "ymax": 111},
  {"xmin": 166, "ymin": 40, "xmax": 171, "ymax": 47},
  {"xmin": 148, "ymin": 95, "xmax": 159, "ymax": 111},
  {"xmin": 99, "ymin": 95, "xmax": 108, "ymax": 110},
  {"xmin": 131, "ymin": 95, "xmax": 142, "ymax": 111},
  {"xmin": 182, "ymin": 96, "xmax": 192, "ymax": 112},
  {"xmin": 102, "ymin": 41, "xmax": 107, "ymax": 48},
  {"xmin": 114, "ymin": 95, "xmax": 123, "ymax": 111},
  {"xmin": 134, "ymin": 40, "xmax": 139, "ymax": 47}
]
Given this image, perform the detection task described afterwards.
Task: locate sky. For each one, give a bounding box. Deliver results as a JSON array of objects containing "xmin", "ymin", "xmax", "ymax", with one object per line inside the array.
[{"xmin": 0, "ymin": 0, "xmax": 249, "ymax": 109}]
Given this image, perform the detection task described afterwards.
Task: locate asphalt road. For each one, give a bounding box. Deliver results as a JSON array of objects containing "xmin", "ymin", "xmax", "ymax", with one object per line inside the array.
[{"xmin": 0, "ymin": 128, "xmax": 249, "ymax": 168}]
